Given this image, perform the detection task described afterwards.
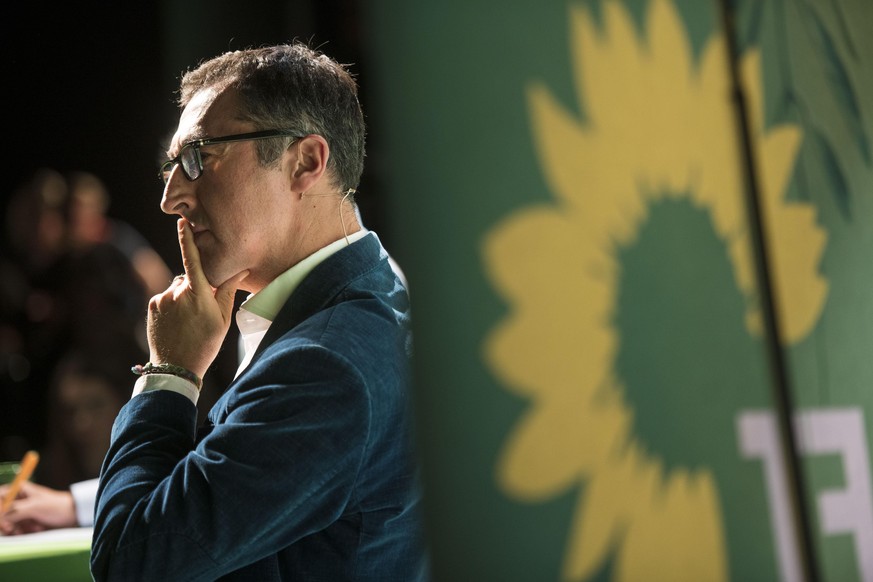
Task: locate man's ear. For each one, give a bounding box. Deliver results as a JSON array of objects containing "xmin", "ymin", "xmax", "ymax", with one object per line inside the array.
[{"xmin": 289, "ymin": 135, "xmax": 330, "ymax": 193}]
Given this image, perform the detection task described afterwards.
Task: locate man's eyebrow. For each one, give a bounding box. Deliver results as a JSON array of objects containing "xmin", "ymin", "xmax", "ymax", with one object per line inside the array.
[{"xmin": 165, "ymin": 133, "xmax": 206, "ymax": 157}]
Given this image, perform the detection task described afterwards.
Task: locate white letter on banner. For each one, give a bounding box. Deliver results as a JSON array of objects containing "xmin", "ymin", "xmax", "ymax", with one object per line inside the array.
[
  {"xmin": 795, "ymin": 408, "xmax": 873, "ymax": 582},
  {"xmin": 737, "ymin": 407, "xmax": 873, "ymax": 582},
  {"xmin": 737, "ymin": 411, "xmax": 801, "ymax": 582}
]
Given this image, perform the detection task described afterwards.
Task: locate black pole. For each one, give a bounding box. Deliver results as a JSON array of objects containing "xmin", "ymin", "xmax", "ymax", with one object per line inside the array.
[{"xmin": 716, "ymin": 1, "xmax": 820, "ymax": 580}]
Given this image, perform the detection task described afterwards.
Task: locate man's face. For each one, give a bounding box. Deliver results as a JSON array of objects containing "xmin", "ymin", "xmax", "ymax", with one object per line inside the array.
[
  {"xmin": 59, "ymin": 373, "xmax": 121, "ymax": 452},
  {"xmin": 160, "ymin": 88, "xmax": 295, "ymax": 291}
]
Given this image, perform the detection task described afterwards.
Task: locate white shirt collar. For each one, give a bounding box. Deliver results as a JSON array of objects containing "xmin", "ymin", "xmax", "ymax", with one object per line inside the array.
[{"xmin": 234, "ymin": 229, "xmax": 369, "ymax": 377}]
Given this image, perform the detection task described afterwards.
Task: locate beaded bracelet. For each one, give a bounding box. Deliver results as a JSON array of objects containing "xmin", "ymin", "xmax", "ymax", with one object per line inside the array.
[{"xmin": 131, "ymin": 362, "xmax": 203, "ymax": 391}]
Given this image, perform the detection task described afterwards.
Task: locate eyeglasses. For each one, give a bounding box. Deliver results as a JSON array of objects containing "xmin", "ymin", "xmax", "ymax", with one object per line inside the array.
[{"xmin": 160, "ymin": 129, "xmax": 303, "ymax": 184}]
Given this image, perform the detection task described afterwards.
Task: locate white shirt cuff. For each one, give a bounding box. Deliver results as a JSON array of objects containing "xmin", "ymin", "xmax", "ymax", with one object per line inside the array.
[
  {"xmin": 70, "ymin": 478, "xmax": 99, "ymax": 527},
  {"xmin": 132, "ymin": 373, "xmax": 200, "ymax": 405}
]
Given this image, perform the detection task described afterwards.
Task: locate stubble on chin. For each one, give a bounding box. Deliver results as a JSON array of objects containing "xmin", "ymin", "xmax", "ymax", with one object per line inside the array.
[
  {"xmin": 196, "ymin": 248, "xmax": 221, "ymax": 288},
  {"xmin": 203, "ymin": 257, "xmax": 250, "ymax": 291},
  {"xmin": 202, "ymin": 263, "xmax": 226, "ymax": 289}
]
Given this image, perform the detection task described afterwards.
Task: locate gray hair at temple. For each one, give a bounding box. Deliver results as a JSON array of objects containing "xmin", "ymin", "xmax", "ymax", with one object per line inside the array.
[{"xmin": 178, "ymin": 42, "xmax": 366, "ymax": 194}]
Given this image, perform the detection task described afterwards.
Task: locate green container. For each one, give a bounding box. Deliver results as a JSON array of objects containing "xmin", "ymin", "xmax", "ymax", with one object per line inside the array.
[{"xmin": 0, "ymin": 462, "xmax": 20, "ymax": 486}]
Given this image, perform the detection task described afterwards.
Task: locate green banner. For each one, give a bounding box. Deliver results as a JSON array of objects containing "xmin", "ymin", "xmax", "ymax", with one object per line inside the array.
[{"xmin": 367, "ymin": 0, "xmax": 873, "ymax": 580}]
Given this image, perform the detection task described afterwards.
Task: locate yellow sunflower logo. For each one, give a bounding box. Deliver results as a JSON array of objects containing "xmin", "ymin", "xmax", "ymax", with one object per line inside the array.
[{"xmin": 481, "ymin": 0, "xmax": 828, "ymax": 580}]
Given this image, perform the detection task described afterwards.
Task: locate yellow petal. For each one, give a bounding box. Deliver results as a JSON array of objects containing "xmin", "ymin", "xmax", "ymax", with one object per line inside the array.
[
  {"xmin": 617, "ymin": 469, "xmax": 727, "ymax": 581},
  {"xmin": 497, "ymin": 387, "xmax": 630, "ymax": 498}
]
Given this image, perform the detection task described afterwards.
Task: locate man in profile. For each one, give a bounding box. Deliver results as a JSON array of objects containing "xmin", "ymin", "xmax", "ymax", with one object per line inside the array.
[{"xmin": 90, "ymin": 43, "xmax": 428, "ymax": 581}]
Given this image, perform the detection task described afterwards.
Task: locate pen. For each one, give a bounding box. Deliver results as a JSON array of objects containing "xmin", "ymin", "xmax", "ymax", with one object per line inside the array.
[{"xmin": 0, "ymin": 450, "xmax": 40, "ymax": 515}]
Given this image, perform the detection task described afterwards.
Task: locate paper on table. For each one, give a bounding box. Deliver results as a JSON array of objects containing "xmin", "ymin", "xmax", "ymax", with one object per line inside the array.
[
  {"xmin": 0, "ymin": 527, "xmax": 92, "ymax": 561},
  {"xmin": 0, "ymin": 527, "xmax": 92, "ymax": 545}
]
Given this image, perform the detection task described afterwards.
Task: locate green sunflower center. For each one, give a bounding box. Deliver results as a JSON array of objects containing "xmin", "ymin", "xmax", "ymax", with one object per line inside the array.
[{"xmin": 614, "ymin": 196, "xmax": 769, "ymax": 472}]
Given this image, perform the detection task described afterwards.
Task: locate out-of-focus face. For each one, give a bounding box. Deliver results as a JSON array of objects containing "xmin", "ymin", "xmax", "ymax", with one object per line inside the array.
[
  {"xmin": 159, "ymin": 88, "xmax": 300, "ymax": 292},
  {"xmin": 57, "ymin": 373, "xmax": 123, "ymax": 474},
  {"xmin": 68, "ymin": 189, "xmax": 107, "ymax": 246}
]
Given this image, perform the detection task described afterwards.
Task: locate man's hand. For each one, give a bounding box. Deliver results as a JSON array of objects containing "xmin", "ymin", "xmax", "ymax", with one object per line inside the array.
[
  {"xmin": 0, "ymin": 481, "xmax": 77, "ymax": 535},
  {"xmin": 147, "ymin": 218, "xmax": 249, "ymax": 379}
]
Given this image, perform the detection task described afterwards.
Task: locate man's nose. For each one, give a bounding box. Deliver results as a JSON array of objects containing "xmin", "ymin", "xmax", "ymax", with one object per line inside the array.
[{"xmin": 160, "ymin": 165, "xmax": 194, "ymax": 216}]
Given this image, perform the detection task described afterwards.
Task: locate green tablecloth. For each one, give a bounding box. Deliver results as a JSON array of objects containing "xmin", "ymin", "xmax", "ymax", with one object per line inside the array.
[{"xmin": 0, "ymin": 527, "xmax": 92, "ymax": 581}]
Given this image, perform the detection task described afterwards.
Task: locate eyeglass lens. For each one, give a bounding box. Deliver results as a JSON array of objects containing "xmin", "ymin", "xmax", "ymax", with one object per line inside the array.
[
  {"xmin": 181, "ymin": 146, "xmax": 201, "ymax": 181},
  {"xmin": 161, "ymin": 144, "xmax": 202, "ymax": 184}
]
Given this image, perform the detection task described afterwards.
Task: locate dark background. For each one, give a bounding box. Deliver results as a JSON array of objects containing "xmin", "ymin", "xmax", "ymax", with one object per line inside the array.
[
  {"xmin": 2, "ymin": 0, "xmax": 394, "ymax": 457},
  {"xmin": 4, "ymin": 0, "xmax": 386, "ymax": 273}
]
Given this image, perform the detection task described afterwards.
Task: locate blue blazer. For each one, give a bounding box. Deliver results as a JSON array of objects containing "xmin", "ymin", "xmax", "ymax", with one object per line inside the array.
[{"xmin": 91, "ymin": 233, "xmax": 428, "ymax": 581}]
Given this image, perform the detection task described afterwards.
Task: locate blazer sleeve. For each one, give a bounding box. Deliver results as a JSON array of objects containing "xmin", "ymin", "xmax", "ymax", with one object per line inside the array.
[{"xmin": 90, "ymin": 342, "xmax": 371, "ymax": 581}]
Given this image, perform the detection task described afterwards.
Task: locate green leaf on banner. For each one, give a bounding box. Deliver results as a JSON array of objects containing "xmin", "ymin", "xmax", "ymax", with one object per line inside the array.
[
  {"xmin": 742, "ymin": 0, "xmax": 872, "ymax": 217},
  {"xmin": 736, "ymin": 0, "xmax": 766, "ymax": 49},
  {"xmin": 798, "ymin": 0, "xmax": 870, "ymax": 163},
  {"xmin": 810, "ymin": 127, "xmax": 852, "ymax": 219}
]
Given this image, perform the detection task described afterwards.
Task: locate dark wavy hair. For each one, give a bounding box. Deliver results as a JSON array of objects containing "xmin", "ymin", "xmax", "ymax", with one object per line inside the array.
[{"xmin": 178, "ymin": 42, "xmax": 366, "ymax": 193}]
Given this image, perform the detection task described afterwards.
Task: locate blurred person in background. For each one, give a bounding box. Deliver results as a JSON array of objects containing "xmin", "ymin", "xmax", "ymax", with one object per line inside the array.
[
  {"xmin": 1, "ymin": 168, "xmax": 152, "ymax": 493},
  {"xmin": 4, "ymin": 168, "xmax": 69, "ymax": 281},
  {"xmin": 37, "ymin": 342, "xmax": 147, "ymax": 489},
  {"xmin": 66, "ymin": 170, "xmax": 172, "ymax": 297},
  {"xmin": 1, "ymin": 168, "xmax": 71, "ymax": 461},
  {"xmin": 51, "ymin": 240, "xmax": 149, "ymax": 353},
  {"xmin": 0, "ymin": 168, "xmax": 152, "ymax": 536},
  {"xmin": 1, "ymin": 341, "xmax": 145, "ymax": 535}
]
